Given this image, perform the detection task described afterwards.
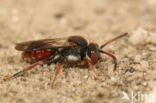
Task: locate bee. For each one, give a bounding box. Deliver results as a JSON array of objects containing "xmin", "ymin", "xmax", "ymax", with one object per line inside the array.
[{"xmin": 5, "ymin": 33, "xmax": 128, "ymax": 88}]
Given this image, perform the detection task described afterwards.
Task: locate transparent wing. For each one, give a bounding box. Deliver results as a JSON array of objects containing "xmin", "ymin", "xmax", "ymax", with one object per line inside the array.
[{"xmin": 15, "ymin": 38, "xmax": 73, "ymax": 52}]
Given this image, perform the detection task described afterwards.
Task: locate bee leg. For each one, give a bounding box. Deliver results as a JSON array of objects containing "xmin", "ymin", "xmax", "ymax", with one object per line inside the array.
[
  {"xmin": 51, "ymin": 62, "xmax": 61, "ymax": 88},
  {"xmin": 99, "ymin": 50, "xmax": 117, "ymax": 72},
  {"xmin": 4, "ymin": 61, "xmax": 43, "ymax": 81},
  {"xmin": 84, "ymin": 58, "xmax": 101, "ymax": 80}
]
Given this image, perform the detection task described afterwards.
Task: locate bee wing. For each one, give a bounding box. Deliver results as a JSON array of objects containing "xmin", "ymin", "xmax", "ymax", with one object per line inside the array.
[{"xmin": 15, "ymin": 38, "xmax": 73, "ymax": 51}]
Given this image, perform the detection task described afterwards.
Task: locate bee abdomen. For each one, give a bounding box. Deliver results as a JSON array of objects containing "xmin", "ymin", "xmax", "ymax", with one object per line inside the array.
[{"xmin": 22, "ymin": 49, "xmax": 54, "ymax": 63}]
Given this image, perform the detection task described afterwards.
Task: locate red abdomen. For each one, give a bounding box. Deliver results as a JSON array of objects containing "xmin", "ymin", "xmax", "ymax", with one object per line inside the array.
[{"xmin": 22, "ymin": 49, "xmax": 55, "ymax": 63}]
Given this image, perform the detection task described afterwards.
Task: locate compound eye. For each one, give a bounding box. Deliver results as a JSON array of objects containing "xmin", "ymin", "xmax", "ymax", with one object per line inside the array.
[{"xmin": 91, "ymin": 51, "xmax": 98, "ymax": 63}]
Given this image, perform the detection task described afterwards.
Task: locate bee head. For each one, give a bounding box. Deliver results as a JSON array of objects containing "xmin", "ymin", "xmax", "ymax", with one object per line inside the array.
[{"xmin": 87, "ymin": 43, "xmax": 101, "ymax": 63}]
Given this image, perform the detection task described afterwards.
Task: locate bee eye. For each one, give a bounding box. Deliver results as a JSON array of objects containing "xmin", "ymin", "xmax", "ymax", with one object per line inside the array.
[{"xmin": 90, "ymin": 52, "xmax": 98, "ymax": 63}]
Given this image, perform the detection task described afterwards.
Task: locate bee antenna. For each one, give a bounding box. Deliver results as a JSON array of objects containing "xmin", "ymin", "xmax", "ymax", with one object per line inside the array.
[
  {"xmin": 99, "ymin": 50, "xmax": 117, "ymax": 72},
  {"xmin": 100, "ymin": 33, "xmax": 128, "ymax": 49}
]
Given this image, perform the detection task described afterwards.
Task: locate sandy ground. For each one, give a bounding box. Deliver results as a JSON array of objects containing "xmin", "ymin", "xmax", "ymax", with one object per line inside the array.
[{"xmin": 0, "ymin": 0, "xmax": 156, "ymax": 103}]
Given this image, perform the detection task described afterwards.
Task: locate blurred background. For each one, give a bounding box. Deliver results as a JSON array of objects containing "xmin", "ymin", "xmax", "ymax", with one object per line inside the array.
[{"xmin": 0, "ymin": 0, "xmax": 156, "ymax": 41}]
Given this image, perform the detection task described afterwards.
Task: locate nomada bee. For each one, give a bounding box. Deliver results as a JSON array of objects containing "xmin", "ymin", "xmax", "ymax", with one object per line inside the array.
[{"xmin": 5, "ymin": 33, "xmax": 128, "ymax": 88}]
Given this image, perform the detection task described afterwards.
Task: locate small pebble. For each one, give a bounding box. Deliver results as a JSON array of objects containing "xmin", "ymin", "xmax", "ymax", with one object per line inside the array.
[
  {"xmin": 142, "ymin": 82, "xmax": 147, "ymax": 86},
  {"xmin": 111, "ymin": 77, "xmax": 116, "ymax": 81},
  {"xmin": 50, "ymin": 65, "xmax": 55, "ymax": 70},
  {"xmin": 149, "ymin": 46, "xmax": 156, "ymax": 51},
  {"xmin": 140, "ymin": 61, "xmax": 149, "ymax": 68},
  {"xmin": 134, "ymin": 55, "xmax": 141, "ymax": 62},
  {"xmin": 129, "ymin": 67, "xmax": 135, "ymax": 73},
  {"xmin": 84, "ymin": 75, "xmax": 88, "ymax": 79}
]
